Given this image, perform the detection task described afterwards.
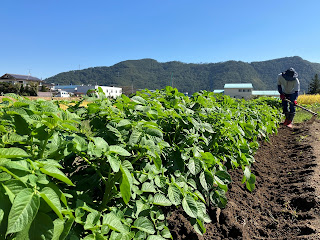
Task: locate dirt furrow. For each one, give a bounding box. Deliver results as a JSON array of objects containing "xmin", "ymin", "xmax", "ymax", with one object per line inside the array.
[{"xmin": 168, "ymin": 121, "xmax": 320, "ymax": 239}]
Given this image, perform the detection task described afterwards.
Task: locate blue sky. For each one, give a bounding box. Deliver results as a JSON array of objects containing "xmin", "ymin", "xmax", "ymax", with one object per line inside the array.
[{"xmin": 1, "ymin": 0, "xmax": 320, "ymax": 79}]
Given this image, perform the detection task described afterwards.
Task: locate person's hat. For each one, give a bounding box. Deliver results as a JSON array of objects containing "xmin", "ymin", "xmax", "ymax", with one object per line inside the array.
[{"xmin": 282, "ymin": 68, "xmax": 298, "ymax": 81}]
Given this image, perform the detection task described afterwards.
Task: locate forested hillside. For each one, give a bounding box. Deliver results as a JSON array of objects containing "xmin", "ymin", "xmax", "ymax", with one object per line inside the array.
[{"xmin": 45, "ymin": 56, "xmax": 320, "ymax": 93}]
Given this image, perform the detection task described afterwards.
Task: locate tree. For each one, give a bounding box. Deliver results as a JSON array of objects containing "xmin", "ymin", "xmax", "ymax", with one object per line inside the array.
[{"xmin": 308, "ymin": 74, "xmax": 320, "ymax": 94}]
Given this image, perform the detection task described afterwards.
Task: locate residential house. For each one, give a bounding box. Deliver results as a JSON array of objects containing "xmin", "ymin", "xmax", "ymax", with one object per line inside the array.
[{"xmin": 0, "ymin": 73, "xmax": 42, "ymax": 86}]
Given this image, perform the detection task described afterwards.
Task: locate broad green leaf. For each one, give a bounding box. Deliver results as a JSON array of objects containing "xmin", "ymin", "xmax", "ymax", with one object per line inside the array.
[
  {"xmin": 103, "ymin": 212, "xmax": 126, "ymax": 233},
  {"xmin": 0, "ymin": 148, "xmax": 30, "ymax": 158},
  {"xmin": 52, "ymin": 218, "xmax": 64, "ymax": 240},
  {"xmin": 187, "ymin": 158, "xmax": 196, "ymax": 175},
  {"xmin": 0, "ymin": 158, "xmax": 10, "ymax": 166},
  {"xmin": 134, "ymin": 200, "xmax": 149, "ymax": 217},
  {"xmin": 129, "ymin": 130, "xmax": 142, "ymax": 145},
  {"xmin": 194, "ymin": 190, "xmax": 206, "ymax": 204},
  {"xmin": 153, "ymin": 193, "xmax": 172, "ymax": 206},
  {"xmin": 72, "ymin": 135, "xmax": 88, "ymax": 152},
  {"xmin": 244, "ymin": 166, "xmax": 251, "ymax": 180},
  {"xmin": 187, "ymin": 158, "xmax": 201, "ymax": 175},
  {"xmin": 118, "ymin": 231, "xmax": 135, "ymax": 240},
  {"xmin": 120, "ymin": 165, "xmax": 132, "ymax": 204},
  {"xmin": 152, "ymin": 156, "xmax": 162, "ymax": 170},
  {"xmin": 147, "ymin": 235, "xmax": 166, "ymax": 240},
  {"xmin": 92, "ymin": 137, "xmax": 109, "ymax": 152},
  {"xmin": 117, "ymin": 119, "xmax": 131, "ymax": 128},
  {"xmin": 0, "ymin": 209, "xmax": 4, "ymax": 226},
  {"xmin": 40, "ymin": 165, "xmax": 74, "ymax": 186},
  {"xmin": 84, "ymin": 211, "xmax": 101, "ymax": 230},
  {"xmin": 59, "ymin": 213, "xmax": 74, "ymax": 240},
  {"xmin": 109, "ymin": 145, "xmax": 131, "ymax": 156},
  {"xmin": 40, "ymin": 187, "xmax": 63, "ymax": 220},
  {"xmin": 141, "ymin": 182, "xmax": 156, "ymax": 193},
  {"xmin": 61, "ymin": 123, "xmax": 78, "ymax": 132},
  {"xmin": 187, "ymin": 178, "xmax": 197, "ymax": 189},
  {"xmin": 215, "ymin": 170, "xmax": 232, "ymax": 184},
  {"xmin": 7, "ymin": 188, "xmax": 40, "ymax": 235},
  {"xmin": 2, "ymin": 184, "xmax": 15, "ymax": 203},
  {"xmin": 109, "ymin": 231, "xmax": 121, "ymax": 240},
  {"xmin": 0, "ymin": 190, "xmax": 11, "ymax": 236},
  {"xmin": 28, "ymin": 212, "xmax": 54, "ymax": 240},
  {"xmin": 82, "ymin": 234, "xmax": 95, "ymax": 240},
  {"xmin": 182, "ymin": 194, "xmax": 198, "ymax": 219},
  {"xmin": 246, "ymin": 173, "xmax": 256, "ymax": 192},
  {"xmin": 154, "ymin": 175, "xmax": 166, "ymax": 188},
  {"xmin": 200, "ymin": 152, "xmax": 216, "ymax": 167},
  {"xmin": 214, "ymin": 176, "xmax": 228, "ymax": 192},
  {"xmin": 135, "ymin": 230, "xmax": 147, "ymax": 239},
  {"xmin": 107, "ymin": 155, "xmax": 120, "ymax": 172},
  {"xmin": 200, "ymin": 170, "xmax": 213, "ymax": 192},
  {"xmin": 0, "ymin": 165, "xmax": 26, "ymax": 183},
  {"xmin": 210, "ymin": 190, "xmax": 228, "ymax": 208},
  {"xmin": 161, "ymin": 227, "xmax": 172, "ymax": 239},
  {"xmin": 193, "ymin": 218, "xmax": 206, "ymax": 235},
  {"xmin": 144, "ymin": 127, "xmax": 163, "ymax": 138},
  {"xmin": 2, "ymin": 180, "xmax": 25, "ymax": 196},
  {"xmin": 131, "ymin": 96, "xmax": 147, "ymax": 105},
  {"xmin": 133, "ymin": 217, "xmax": 155, "ymax": 234},
  {"xmin": 2, "ymin": 133, "xmax": 27, "ymax": 144},
  {"xmin": 168, "ymin": 184, "xmax": 182, "ymax": 205},
  {"xmin": 13, "ymin": 115, "xmax": 31, "ymax": 135},
  {"xmin": 5, "ymin": 160, "xmax": 30, "ymax": 172}
]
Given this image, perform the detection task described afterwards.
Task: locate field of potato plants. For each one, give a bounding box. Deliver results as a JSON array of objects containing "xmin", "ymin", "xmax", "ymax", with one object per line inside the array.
[{"xmin": 0, "ymin": 87, "xmax": 281, "ymax": 240}]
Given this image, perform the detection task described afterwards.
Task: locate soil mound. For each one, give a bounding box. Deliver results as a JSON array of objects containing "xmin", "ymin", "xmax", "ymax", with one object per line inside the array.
[{"xmin": 168, "ymin": 121, "xmax": 320, "ymax": 239}]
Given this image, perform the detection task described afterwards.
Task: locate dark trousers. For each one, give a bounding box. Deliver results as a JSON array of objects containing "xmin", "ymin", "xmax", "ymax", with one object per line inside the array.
[{"xmin": 282, "ymin": 93, "xmax": 296, "ymax": 121}]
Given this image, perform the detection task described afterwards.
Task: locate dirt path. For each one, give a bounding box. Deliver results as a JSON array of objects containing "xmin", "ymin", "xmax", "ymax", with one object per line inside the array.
[{"xmin": 168, "ymin": 120, "xmax": 320, "ymax": 239}]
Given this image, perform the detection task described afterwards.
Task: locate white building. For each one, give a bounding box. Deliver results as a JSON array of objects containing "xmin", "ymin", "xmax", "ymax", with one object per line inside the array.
[
  {"xmin": 75, "ymin": 85, "xmax": 122, "ymax": 98},
  {"xmin": 55, "ymin": 90, "xmax": 71, "ymax": 97},
  {"xmin": 224, "ymin": 83, "xmax": 253, "ymax": 99},
  {"xmin": 51, "ymin": 85, "xmax": 122, "ymax": 98},
  {"xmin": 214, "ymin": 83, "xmax": 279, "ymax": 99}
]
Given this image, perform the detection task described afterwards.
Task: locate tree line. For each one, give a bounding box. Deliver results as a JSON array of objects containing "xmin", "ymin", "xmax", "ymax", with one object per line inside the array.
[
  {"xmin": 45, "ymin": 56, "xmax": 320, "ymax": 94},
  {"xmin": 308, "ymin": 74, "xmax": 320, "ymax": 94}
]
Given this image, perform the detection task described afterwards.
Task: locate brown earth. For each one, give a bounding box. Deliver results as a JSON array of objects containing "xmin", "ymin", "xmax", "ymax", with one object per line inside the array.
[{"xmin": 168, "ymin": 120, "xmax": 320, "ymax": 240}]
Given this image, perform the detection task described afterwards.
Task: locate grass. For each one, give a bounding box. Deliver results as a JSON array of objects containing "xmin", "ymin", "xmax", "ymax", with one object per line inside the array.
[{"xmin": 293, "ymin": 103, "xmax": 320, "ymax": 123}]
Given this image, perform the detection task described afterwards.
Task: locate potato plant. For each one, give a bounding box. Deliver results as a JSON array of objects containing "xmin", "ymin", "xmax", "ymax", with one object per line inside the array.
[{"xmin": 0, "ymin": 89, "xmax": 281, "ymax": 239}]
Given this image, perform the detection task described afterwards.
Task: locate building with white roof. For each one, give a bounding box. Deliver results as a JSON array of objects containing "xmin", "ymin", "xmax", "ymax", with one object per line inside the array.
[{"xmin": 214, "ymin": 83, "xmax": 279, "ymax": 99}]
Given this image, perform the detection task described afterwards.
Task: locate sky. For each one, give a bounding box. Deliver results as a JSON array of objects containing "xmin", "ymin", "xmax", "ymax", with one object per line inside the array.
[{"xmin": 1, "ymin": 0, "xmax": 320, "ymax": 79}]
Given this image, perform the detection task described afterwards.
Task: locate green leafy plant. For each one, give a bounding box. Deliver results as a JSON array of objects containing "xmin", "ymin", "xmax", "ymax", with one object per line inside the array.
[{"xmin": 0, "ymin": 89, "xmax": 281, "ymax": 239}]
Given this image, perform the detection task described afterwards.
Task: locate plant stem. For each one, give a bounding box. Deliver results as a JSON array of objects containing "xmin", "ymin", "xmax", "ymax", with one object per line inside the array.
[{"xmin": 38, "ymin": 127, "xmax": 55, "ymax": 159}]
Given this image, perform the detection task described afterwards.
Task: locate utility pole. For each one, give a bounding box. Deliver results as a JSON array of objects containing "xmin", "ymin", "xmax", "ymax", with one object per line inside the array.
[
  {"xmin": 79, "ymin": 65, "xmax": 81, "ymax": 84},
  {"xmin": 171, "ymin": 72, "xmax": 173, "ymax": 87},
  {"xmin": 27, "ymin": 69, "xmax": 32, "ymax": 80},
  {"xmin": 131, "ymin": 77, "xmax": 133, "ymax": 94}
]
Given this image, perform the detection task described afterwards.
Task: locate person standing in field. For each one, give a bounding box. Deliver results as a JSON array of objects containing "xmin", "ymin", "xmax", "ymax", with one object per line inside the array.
[{"xmin": 277, "ymin": 68, "xmax": 300, "ymax": 128}]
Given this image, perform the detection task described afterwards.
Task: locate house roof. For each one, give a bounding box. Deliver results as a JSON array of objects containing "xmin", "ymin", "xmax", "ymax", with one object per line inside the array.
[
  {"xmin": 213, "ymin": 89, "xmax": 224, "ymax": 93},
  {"xmin": 1, "ymin": 73, "xmax": 41, "ymax": 81},
  {"xmin": 224, "ymin": 83, "xmax": 253, "ymax": 89},
  {"xmin": 252, "ymin": 90, "xmax": 279, "ymax": 96}
]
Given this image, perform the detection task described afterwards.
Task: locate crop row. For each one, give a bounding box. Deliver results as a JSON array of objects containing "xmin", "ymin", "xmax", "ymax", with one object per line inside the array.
[{"xmin": 0, "ymin": 87, "xmax": 281, "ymax": 239}]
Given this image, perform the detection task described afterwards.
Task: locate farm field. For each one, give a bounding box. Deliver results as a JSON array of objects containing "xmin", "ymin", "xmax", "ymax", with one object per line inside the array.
[
  {"xmin": 0, "ymin": 89, "xmax": 319, "ymax": 239},
  {"xmin": 170, "ymin": 121, "xmax": 320, "ymax": 239}
]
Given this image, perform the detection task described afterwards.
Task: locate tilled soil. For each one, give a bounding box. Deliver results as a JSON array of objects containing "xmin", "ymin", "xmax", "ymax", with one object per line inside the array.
[{"xmin": 168, "ymin": 120, "xmax": 320, "ymax": 239}]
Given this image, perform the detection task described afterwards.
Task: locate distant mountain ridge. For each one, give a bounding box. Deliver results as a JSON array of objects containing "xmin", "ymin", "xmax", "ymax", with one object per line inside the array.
[{"xmin": 45, "ymin": 56, "xmax": 320, "ymax": 93}]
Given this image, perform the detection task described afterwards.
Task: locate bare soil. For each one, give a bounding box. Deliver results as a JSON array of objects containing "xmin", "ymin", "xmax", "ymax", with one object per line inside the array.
[{"xmin": 168, "ymin": 120, "xmax": 320, "ymax": 240}]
